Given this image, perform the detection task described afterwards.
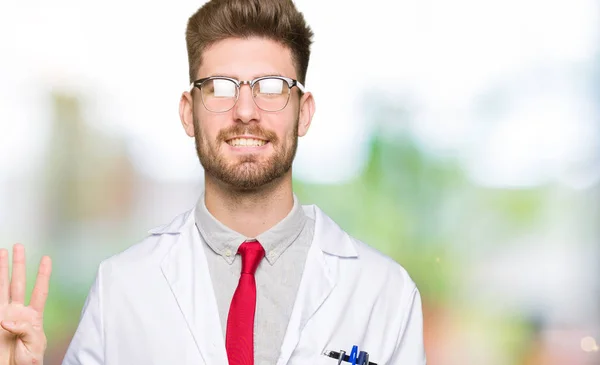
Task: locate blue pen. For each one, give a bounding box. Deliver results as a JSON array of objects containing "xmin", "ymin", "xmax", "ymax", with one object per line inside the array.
[{"xmin": 348, "ymin": 345, "xmax": 359, "ymax": 365}]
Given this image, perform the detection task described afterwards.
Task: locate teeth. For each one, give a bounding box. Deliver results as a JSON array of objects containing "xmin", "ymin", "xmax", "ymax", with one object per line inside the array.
[{"xmin": 228, "ymin": 138, "xmax": 267, "ymax": 147}]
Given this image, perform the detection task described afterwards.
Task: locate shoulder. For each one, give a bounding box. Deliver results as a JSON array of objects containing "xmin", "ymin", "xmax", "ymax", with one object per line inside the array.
[
  {"xmin": 98, "ymin": 208, "xmax": 194, "ymax": 278},
  {"xmin": 351, "ymin": 235, "xmax": 418, "ymax": 296}
]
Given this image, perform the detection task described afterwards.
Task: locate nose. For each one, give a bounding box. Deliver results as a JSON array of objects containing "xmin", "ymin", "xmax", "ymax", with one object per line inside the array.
[{"xmin": 232, "ymin": 82, "xmax": 259, "ymax": 124}]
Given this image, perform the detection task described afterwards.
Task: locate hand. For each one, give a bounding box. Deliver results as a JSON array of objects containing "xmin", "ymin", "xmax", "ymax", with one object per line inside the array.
[{"xmin": 0, "ymin": 244, "xmax": 52, "ymax": 365}]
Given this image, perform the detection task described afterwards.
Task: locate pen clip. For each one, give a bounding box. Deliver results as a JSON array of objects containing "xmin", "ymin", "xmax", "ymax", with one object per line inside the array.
[{"xmin": 337, "ymin": 350, "xmax": 346, "ymax": 365}]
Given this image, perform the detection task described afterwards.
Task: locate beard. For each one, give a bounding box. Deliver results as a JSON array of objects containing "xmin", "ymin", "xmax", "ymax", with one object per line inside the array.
[{"xmin": 193, "ymin": 117, "xmax": 299, "ymax": 191}]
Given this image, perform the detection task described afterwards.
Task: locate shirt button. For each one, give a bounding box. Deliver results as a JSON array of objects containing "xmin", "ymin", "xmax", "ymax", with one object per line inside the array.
[
  {"xmin": 268, "ymin": 252, "xmax": 276, "ymax": 261},
  {"xmin": 225, "ymin": 249, "xmax": 232, "ymax": 257}
]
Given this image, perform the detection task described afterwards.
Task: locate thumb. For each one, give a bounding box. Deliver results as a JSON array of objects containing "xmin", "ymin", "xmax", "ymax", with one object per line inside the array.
[{"xmin": 1, "ymin": 320, "xmax": 45, "ymax": 349}]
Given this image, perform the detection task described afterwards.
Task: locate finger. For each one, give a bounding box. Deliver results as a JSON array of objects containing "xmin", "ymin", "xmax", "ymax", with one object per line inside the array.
[
  {"xmin": 1, "ymin": 320, "xmax": 46, "ymax": 353},
  {"xmin": 10, "ymin": 243, "xmax": 26, "ymax": 305},
  {"xmin": 0, "ymin": 248, "xmax": 8, "ymax": 304},
  {"xmin": 30, "ymin": 256, "xmax": 52, "ymax": 313}
]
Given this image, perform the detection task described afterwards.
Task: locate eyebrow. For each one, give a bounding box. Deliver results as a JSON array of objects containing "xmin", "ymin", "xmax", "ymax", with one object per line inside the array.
[{"xmin": 208, "ymin": 72, "xmax": 285, "ymax": 79}]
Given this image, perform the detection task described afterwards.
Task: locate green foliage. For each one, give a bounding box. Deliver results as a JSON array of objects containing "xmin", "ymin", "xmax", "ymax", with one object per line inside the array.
[{"xmin": 295, "ymin": 129, "xmax": 547, "ymax": 307}]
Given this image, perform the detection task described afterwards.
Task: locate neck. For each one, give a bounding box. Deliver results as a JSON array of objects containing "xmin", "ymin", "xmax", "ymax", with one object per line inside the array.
[{"xmin": 203, "ymin": 173, "xmax": 295, "ymax": 238}]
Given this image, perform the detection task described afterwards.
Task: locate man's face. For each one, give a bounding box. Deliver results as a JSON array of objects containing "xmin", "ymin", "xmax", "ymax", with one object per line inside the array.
[{"xmin": 180, "ymin": 37, "xmax": 314, "ymax": 190}]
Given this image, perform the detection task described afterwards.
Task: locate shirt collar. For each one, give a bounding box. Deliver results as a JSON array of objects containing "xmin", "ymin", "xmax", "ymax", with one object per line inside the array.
[{"xmin": 194, "ymin": 193, "xmax": 307, "ymax": 265}]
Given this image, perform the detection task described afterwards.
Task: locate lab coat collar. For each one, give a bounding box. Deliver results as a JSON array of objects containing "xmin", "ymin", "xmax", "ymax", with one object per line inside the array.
[
  {"xmin": 301, "ymin": 204, "xmax": 358, "ymax": 258},
  {"xmin": 148, "ymin": 204, "xmax": 359, "ymax": 259}
]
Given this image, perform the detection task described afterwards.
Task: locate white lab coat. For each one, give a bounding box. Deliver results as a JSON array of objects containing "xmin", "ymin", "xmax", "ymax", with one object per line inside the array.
[{"xmin": 62, "ymin": 204, "xmax": 426, "ymax": 365}]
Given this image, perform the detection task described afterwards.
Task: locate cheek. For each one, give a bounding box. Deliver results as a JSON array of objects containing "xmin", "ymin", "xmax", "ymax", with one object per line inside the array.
[
  {"xmin": 264, "ymin": 113, "xmax": 298, "ymax": 140},
  {"xmin": 196, "ymin": 113, "xmax": 226, "ymax": 140}
]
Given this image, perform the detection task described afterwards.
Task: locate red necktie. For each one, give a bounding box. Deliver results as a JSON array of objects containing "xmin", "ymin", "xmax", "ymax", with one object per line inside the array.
[{"xmin": 226, "ymin": 241, "xmax": 265, "ymax": 365}]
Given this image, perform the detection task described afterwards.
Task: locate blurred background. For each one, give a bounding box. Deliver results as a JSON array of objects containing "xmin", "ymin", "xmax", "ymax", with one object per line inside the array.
[{"xmin": 1, "ymin": 0, "xmax": 599, "ymax": 364}]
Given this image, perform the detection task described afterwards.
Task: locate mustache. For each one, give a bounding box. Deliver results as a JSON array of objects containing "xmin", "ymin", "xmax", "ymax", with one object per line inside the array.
[{"xmin": 217, "ymin": 125, "xmax": 278, "ymax": 142}]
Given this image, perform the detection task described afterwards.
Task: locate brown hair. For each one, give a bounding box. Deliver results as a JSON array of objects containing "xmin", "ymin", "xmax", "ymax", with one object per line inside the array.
[{"xmin": 185, "ymin": 0, "xmax": 313, "ymax": 84}]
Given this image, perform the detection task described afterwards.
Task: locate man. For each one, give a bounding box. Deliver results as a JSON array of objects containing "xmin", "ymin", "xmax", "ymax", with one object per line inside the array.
[{"xmin": 7, "ymin": 0, "xmax": 427, "ymax": 364}]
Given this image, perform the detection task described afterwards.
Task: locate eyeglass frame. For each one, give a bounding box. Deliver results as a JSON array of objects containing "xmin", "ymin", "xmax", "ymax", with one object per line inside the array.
[{"xmin": 189, "ymin": 75, "xmax": 306, "ymax": 113}]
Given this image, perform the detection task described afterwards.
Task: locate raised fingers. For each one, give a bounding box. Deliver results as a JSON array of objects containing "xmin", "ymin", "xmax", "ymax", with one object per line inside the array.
[
  {"xmin": 29, "ymin": 256, "xmax": 52, "ymax": 313},
  {"xmin": 0, "ymin": 248, "xmax": 8, "ymax": 304},
  {"xmin": 10, "ymin": 243, "xmax": 26, "ymax": 305}
]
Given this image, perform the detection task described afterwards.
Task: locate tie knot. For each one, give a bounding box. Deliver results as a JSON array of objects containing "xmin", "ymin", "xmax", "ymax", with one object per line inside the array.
[{"xmin": 238, "ymin": 241, "xmax": 265, "ymax": 275}]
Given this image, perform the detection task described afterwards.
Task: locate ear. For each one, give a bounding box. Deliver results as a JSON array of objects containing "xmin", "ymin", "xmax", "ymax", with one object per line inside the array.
[
  {"xmin": 179, "ymin": 91, "xmax": 195, "ymax": 138},
  {"xmin": 297, "ymin": 92, "xmax": 315, "ymax": 137}
]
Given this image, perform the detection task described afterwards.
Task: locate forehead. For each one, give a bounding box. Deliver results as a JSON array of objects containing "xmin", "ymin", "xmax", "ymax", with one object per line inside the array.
[{"xmin": 197, "ymin": 37, "xmax": 297, "ymax": 80}]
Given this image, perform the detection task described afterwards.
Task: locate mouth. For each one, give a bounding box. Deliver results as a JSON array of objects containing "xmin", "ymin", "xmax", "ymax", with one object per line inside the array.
[{"xmin": 225, "ymin": 137, "xmax": 269, "ymax": 148}]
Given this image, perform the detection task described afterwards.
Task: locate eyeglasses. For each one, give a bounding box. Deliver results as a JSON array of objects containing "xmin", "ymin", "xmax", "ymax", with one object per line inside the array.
[{"xmin": 190, "ymin": 76, "xmax": 305, "ymax": 113}]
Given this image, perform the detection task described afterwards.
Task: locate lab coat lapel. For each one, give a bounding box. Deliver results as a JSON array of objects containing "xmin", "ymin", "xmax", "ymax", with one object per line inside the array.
[
  {"xmin": 277, "ymin": 206, "xmax": 358, "ymax": 365},
  {"xmin": 159, "ymin": 211, "xmax": 228, "ymax": 365}
]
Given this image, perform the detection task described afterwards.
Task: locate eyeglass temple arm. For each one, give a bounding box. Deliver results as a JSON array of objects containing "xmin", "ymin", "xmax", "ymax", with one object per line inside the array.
[{"xmin": 295, "ymin": 80, "xmax": 306, "ymax": 93}]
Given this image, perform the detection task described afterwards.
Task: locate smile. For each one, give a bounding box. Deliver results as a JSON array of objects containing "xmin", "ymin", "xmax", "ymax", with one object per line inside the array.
[{"xmin": 226, "ymin": 138, "xmax": 268, "ymax": 147}]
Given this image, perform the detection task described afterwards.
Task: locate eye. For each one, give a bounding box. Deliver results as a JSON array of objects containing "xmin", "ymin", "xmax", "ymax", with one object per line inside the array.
[
  {"xmin": 256, "ymin": 78, "xmax": 284, "ymax": 95},
  {"xmin": 211, "ymin": 79, "xmax": 237, "ymax": 97}
]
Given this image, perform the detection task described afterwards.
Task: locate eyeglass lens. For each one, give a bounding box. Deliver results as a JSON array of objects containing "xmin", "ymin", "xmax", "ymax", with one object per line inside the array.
[{"xmin": 200, "ymin": 78, "xmax": 291, "ymax": 112}]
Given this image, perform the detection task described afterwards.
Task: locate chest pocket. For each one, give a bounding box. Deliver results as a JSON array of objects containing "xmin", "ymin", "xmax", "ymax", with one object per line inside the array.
[{"xmin": 313, "ymin": 357, "xmax": 339, "ymax": 365}]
